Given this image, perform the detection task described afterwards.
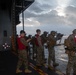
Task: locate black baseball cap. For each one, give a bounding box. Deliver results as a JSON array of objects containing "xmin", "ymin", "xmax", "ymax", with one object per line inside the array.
[
  {"xmin": 20, "ymin": 30, "xmax": 25, "ymax": 34},
  {"xmin": 36, "ymin": 29, "xmax": 41, "ymax": 33}
]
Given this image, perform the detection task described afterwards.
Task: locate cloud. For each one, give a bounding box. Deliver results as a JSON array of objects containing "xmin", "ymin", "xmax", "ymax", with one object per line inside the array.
[
  {"xmin": 27, "ymin": 1, "xmax": 44, "ymax": 13},
  {"xmin": 65, "ymin": 6, "xmax": 76, "ymax": 16},
  {"xmin": 36, "ymin": 0, "xmax": 58, "ymax": 7},
  {"xmin": 64, "ymin": 6, "xmax": 76, "ymax": 25},
  {"xmin": 28, "ymin": 1, "xmax": 52, "ymax": 13},
  {"xmin": 69, "ymin": 0, "xmax": 76, "ymax": 7},
  {"xmin": 18, "ymin": 17, "xmax": 40, "ymax": 27},
  {"xmin": 17, "ymin": 0, "xmax": 76, "ymax": 35}
]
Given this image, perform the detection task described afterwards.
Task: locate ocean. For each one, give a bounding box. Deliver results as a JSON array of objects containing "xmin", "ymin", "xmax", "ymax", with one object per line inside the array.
[{"xmin": 44, "ymin": 36, "xmax": 73, "ymax": 75}]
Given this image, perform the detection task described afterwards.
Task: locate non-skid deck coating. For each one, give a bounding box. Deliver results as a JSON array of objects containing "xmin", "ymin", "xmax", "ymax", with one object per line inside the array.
[{"xmin": 0, "ymin": 51, "xmax": 64, "ymax": 75}]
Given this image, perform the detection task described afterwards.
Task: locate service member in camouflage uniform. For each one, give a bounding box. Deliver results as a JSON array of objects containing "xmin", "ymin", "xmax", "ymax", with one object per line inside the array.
[
  {"xmin": 65, "ymin": 29, "xmax": 76, "ymax": 75},
  {"xmin": 47, "ymin": 31, "xmax": 59, "ymax": 69},
  {"xmin": 41, "ymin": 31, "xmax": 48, "ymax": 45},
  {"xmin": 41, "ymin": 31, "xmax": 48, "ymax": 63},
  {"xmin": 30, "ymin": 35, "xmax": 37, "ymax": 60},
  {"xmin": 35, "ymin": 29, "xmax": 44, "ymax": 66},
  {"xmin": 16, "ymin": 30, "xmax": 32, "ymax": 73}
]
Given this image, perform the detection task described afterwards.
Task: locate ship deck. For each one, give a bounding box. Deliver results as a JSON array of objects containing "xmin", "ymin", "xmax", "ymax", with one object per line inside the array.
[{"xmin": 0, "ymin": 50, "xmax": 61, "ymax": 75}]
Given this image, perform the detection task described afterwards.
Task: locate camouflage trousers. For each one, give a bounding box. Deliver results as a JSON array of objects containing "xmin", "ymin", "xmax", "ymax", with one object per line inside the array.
[
  {"xmin": 48, "ymin": 47, "xmax": 55, "ymax": 65},
  {"xmin": 40, "ymin": 45, "xmax": 45, "ymax": 63},
  {"xmin": 17, "ymin": 50, "xmax": 28, "ymax": 69},
  {"xmin": 66, "ymin": 53, "xmax": 76, "ymax": 75},
  {"xmin": 36, "ymin": 46, "xmax": 44, "ymax": 65},
  {"xmin": 33, "ymin": 45, "xmax": 37, "ymax": 58}
]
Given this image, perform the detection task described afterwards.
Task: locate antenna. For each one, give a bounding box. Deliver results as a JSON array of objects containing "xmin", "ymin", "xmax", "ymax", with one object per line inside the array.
[{"xmin": 22, "ymin": 0, "xmax": 24, "ymax": 31}]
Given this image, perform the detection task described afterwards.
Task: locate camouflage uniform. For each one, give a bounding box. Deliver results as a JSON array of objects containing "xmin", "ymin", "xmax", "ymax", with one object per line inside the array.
[
  {"xmin": 47, "ymin": 31, "xmax": 58, "ymax": 66},
  {"xmin": 17, "ymin": 37, "xmax": 28, "ymax": 69},
  {"xmin": 66, "ymin": 53, "xmax": 76, "ymax": 75},
  {"xmin": 30, "ymin": 35, "xmax": 37, "ymax": 60},
  {"xmin": 17, "ymin": 50, "xmax": 28, "ymax": 69},
  {"xmin": 36, "ymin": 34, "xmax": 44, "ymax": 65},
  {"xmin": 36, "ymin": 46, "xmax": 44, "ymax": 65},
  {"xmin": 66, "ymin": 32, "xmax": 76, "ymax": 75},
  {"xmin": 41, "ymin": 31, "xmax": 48, "ymax": 45},
  {"xmin": 41, "ymin": 31, "xmax": 48, "ymax": 63}
]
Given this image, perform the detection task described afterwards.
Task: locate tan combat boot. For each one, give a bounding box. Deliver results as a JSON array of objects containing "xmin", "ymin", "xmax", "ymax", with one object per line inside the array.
[
  {"xmin": 16, "ymin": 69, "xmax": 22, "ymax": 73},
  {"xmin": 25, "ymin": 69, "xmax": 32, "ymax": 73},
  {"xmin": 48, "ymin": 65, "xmax": 55, "ymax": 71},
  {"xmin": 53, "ymin": 63, "xmax": 59, "ymax": 67}
]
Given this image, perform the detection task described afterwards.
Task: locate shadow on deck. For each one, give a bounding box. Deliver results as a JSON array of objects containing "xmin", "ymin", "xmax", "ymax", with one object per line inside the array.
[{"xmin": 0, "ymin": 50, "xmax": 59, "ymax": 75}]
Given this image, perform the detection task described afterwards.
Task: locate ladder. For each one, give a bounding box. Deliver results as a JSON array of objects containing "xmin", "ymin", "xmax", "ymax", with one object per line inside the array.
[{"xmin": 11, "ymin": 0, "xmax": 17, "ymax": 52}]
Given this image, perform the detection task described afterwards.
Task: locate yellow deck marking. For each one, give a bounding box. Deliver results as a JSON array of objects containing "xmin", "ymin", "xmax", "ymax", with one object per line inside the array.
[{"xmin": 12, "ymin": 52, "xmax": 65, "ymax": 75}]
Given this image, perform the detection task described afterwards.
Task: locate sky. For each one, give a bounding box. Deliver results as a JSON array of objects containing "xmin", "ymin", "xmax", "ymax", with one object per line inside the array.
[{"xmin": 17, "ymin": 0, "xmax": 76, "ymax": 36}]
